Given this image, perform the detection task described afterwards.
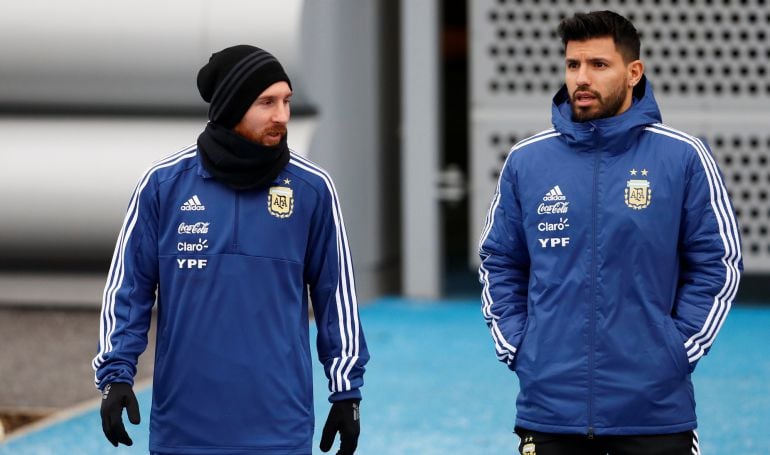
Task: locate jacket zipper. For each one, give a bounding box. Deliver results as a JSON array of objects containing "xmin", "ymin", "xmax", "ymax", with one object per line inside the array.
[
  {"xmin": 232, "ymin": 191, "xmax": 240, "ymax": 250},
  {"xmin": 588, "ymin": 138, "xmax": 600, "ymax": 437}
]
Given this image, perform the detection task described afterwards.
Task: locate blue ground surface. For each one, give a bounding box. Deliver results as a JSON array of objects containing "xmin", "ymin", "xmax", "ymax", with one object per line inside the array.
[{"xmin": 2, "ymin": 298, "xmax": 769, "ymax": 454}]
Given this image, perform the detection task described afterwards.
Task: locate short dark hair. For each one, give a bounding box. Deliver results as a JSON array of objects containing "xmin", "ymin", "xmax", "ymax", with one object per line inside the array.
[{"xmin": 557, "ymin": 10, "xmax": 641, "ymax": 63}]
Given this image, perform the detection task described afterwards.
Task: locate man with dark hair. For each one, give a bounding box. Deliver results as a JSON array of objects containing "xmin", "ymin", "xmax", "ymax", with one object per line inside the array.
[
  {"xmin": 479, "ymin": 10, "xmax": 741, "ymax": 455},
  {"xmin": 93, "ymin": 45, "xmax": 369, "ymax": 455}
]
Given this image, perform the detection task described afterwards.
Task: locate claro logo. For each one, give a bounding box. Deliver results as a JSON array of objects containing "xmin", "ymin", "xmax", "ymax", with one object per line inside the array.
[
  {"xmin": 178, "ymin": 238, "xmax": 209, "ymax": 252},
  {"xmin": 178, "ymin": 222, "xmax": 209, "ymax": 234}
]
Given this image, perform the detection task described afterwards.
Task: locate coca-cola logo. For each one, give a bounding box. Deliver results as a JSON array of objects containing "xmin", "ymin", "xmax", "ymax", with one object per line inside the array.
[
  {"xmin": 178, "ymin": 222, "xmax": 210, "ymax": 234},
  {"xmin": 537, "ymin": 202, "xmax": 569, "ymax": 215}
]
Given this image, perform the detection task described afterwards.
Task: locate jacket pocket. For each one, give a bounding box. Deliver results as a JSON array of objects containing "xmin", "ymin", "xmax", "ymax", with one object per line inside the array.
[
  {"xmin": 662, "ymin": 317, "xmax": 690, "ymax": 377},
  {"xmin": 511, "ymin": 316, "xmax": 536, "ymax": 372}
]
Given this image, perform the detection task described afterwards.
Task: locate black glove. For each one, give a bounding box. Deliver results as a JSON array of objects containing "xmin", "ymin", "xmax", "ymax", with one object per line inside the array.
[
  {"xmin": 100, "ymin": 382, "xmax": 141, "ymax": 447},
  {"xmin": 320, "ymin": 399, "xmax": 360, "ymax": 454}
]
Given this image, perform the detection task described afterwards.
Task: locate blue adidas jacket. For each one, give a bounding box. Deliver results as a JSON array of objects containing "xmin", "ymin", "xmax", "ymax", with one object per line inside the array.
[
  {"xmin": 479, "ymin": 77, "xmax": 742, "ymax": 436},
  {"xmin": 93, "ymin": 146, "xmax": 368, "ymax": 454}
]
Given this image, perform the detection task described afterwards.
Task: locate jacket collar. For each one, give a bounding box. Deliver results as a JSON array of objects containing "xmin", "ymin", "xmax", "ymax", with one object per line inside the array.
[{"xmin": 550, "ymin": 75, "xmax": 662, "ymax": 154}]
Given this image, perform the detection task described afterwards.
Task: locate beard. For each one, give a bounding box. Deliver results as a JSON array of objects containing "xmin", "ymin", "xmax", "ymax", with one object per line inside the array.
[
  {"xmin": 570, "ymin": 80, "xmax": 628, "ymax": 123},
  {"xmin": 237, "ymin": 124, "xmax": 287, "ymax": 146},
  {"xmin": 253, "ymin": 125, "xmax": 287, "ymax": 146}
]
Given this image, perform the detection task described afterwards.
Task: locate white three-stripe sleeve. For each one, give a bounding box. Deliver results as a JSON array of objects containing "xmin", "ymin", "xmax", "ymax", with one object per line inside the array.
[
  {"xmin": 646, "ymin": 126, "xmax": 742, "ymax": 367},
  {"xmin": 291, "ymin": 155, "xmax": 368, "ymax": 399},
  {"xmin": 92, "ymin": 147, "xmax": 196, "ymax": 388},
  {"xmin": 478, "ymin": 139, "xmax": 542, "ymax": 368},
  {"xmin": 478, "ymin": 165, "xmax": 519, "ymax": 363}
]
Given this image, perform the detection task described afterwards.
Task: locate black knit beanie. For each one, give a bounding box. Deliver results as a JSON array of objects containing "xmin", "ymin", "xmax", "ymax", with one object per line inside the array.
[{"xmin": 197, "ymin": 45, "xmax": 292, "ymax": 128}]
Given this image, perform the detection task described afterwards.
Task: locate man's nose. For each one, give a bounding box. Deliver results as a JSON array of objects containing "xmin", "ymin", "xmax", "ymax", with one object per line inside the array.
[
  {"xmin": 273, "ymin": 103, "xmax": 290, "ymax": 123},
  {"xmin": 575, "ymin": 65, "xmax": 590, "ymax": 87}
]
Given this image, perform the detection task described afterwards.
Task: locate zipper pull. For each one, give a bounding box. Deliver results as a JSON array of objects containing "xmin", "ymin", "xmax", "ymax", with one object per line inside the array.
[{"xmin": 587, "ymin": 428, "xmax": 595, "ymax": 439}]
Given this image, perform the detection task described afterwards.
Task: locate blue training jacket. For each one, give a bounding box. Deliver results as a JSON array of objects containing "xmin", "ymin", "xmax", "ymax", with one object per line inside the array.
[
  {"xmin": 479, "ymin": 77, "xmax": 742, "ymax": 436},
  {"xmin": 93, "ymin": 146, "xmax": 369, "ymax": 454}
]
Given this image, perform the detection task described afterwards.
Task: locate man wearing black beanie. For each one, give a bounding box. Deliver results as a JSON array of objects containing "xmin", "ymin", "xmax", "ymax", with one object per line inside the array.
[
  {"xmin": 93, "ymin": 45, "xmax": 369, "ymax": 455},
  {"xmin": 196, "ymin": 45, "xmax": 294, "ymax": 190}
]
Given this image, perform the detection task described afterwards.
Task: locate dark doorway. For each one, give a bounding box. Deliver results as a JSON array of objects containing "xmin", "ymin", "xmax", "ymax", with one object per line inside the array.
[{"xmin": 441, "ymin": 0, "xmax": 476, "ymax": 297}]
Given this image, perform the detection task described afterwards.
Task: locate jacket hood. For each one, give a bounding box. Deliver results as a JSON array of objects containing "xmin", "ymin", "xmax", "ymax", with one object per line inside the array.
[{"xmin": 551, "ymin": 75, "xmax": 662, "ymax": 153}]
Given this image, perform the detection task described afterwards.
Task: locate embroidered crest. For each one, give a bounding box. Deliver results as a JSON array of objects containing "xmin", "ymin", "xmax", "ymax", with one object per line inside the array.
[
  {"xmin": 625, "ymin": 169, "xmax": 651, "ymax": 210},
  {"xmin": 268, "ymin": 186, "xmax": 294, "ymax": 218},
  {"xmin": 522, "ymin": 435, "xmax": 536, "ymax": 455}
]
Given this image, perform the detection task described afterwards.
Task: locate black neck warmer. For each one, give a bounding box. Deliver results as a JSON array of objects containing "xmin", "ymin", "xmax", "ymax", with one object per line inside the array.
[{"xmin": 197, "ymin": 122, "xmax": 290, "ymax": 190}]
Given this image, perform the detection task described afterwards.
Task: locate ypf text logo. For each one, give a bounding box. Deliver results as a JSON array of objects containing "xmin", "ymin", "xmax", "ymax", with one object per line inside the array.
[
  {"xmin": 177, "ymin": 258, "xmax": 208, "ymax": 269},
  {"xmin": 538, "ymin": 237, "xmax": 570, "ymax": 248}
]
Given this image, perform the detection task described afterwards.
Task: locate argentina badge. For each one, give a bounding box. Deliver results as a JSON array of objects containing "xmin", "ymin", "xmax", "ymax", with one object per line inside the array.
[
  {"xmin": 625, "ymin": 168, "xmax": 652, "ymax": 210},
  {"xmin": 522, "ymin": 435, "xmax": 536, "ymax": 455},
  {"xmin": 268, "ymin": 186, "xmax": 294, "ymax": 218}
]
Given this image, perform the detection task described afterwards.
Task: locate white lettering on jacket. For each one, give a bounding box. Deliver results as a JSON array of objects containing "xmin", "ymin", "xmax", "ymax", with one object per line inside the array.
[
  {"xmin": 177, "ymin": 238, "xmax": 209, "ymax": 252},
  {"xmin": 538, "ymin": 237, "xmax": 571, "ymax": 248},
  {"xmin": 177, "ymin": 222, "xmax": 210, "ymax": 234},
  {"xmin": 177, "ymin": 258, "xmax": 208, "ymax": 269},
  {"xmin": 537, "ymin": 217, "xmax": 570, "ymax": 232},
  {"xmin": 537, "ymin": 202, "xmax": 569, "ymax": 214}
]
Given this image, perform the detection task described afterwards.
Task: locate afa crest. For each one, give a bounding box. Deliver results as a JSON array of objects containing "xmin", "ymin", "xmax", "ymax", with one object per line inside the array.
[
  {"xmin": 625, "ymin": 179, "xmax": 651, "ymax": 209},
  {"xmin": 268, "ymin": 186, "xmax": 294, "ymax": 218},
  {"xmin": 522, "ymin": 435, "xmax": 536, "ymax": 455},
  {"xmin": 625, "ymin": 168, "xmax": 652, "ymax": 210}
]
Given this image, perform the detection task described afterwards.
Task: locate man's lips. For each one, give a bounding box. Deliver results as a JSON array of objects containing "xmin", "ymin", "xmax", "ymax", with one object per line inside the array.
[
  {"xmin": 573, "ymin": 91, "xmax": 598, "ymax": 107},
  {"xmin": 264, "ymin": 127, "xmax": 286, "ymax": 138}
]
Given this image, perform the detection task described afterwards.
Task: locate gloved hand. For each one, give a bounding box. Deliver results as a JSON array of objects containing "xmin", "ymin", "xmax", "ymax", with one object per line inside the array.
[
  {"xmin": 100, "ymin": 382, "xmax": 141, "ymax": 447},
  {"xmin": 319, "ymin": 399, "xmax": 360, "ymax": 454}
]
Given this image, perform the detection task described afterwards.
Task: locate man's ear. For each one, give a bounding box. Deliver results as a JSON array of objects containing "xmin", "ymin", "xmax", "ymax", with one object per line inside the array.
[{"xmin": 628, "ymin": 60, "xmax": 644, "ymax": 87}]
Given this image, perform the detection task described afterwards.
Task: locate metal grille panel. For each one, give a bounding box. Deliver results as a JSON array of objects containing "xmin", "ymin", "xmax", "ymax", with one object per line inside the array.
[{"xmin": 474, "ymin": 0, "xmax": 770, "ymax": 106}]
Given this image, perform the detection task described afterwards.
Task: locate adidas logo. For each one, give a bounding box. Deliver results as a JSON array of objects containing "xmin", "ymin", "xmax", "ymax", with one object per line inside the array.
[
  {"xmin": 543, "ymin": 185, "xmax": 566, "ymax": 201},
  {"xmin": 180, "ymin": 195, "xmax": 206, "ymax": 211}
]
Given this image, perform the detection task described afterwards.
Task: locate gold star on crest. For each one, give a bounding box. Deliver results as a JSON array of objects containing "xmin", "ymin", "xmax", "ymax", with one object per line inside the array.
[
  {"xmin": 630, "ymin": 169, "xmax": 638, "ymax": 176},
  {"xmin": 283, "ymin": 178, "xmax": 291, "ymax": 185},
  {"xmin": 641, "ymin": 169, "xmax": 648, "ymax": 176}
]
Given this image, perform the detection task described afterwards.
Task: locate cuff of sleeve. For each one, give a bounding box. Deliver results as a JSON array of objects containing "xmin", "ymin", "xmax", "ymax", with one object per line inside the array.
[
  {"xmin": 329, "ymin": 389, "xmax": 362, "ymax": 403},
  {"xmin": 96, "ymin": 365, "xmax": 136, "ymax": 391}
]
